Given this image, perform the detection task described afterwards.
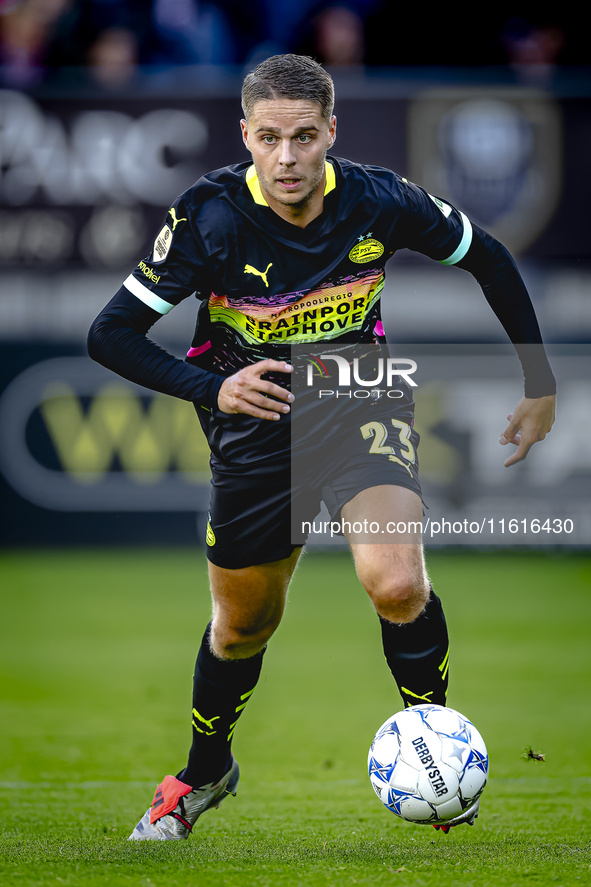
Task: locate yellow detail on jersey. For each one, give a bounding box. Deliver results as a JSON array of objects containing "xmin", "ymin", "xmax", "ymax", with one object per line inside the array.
[
  {"xmin": 209, "ymin": 271, "xmax": 384, "ymax": 346},
  {"xmin": 138, "ymin": 261, "xmax": 161, "ymax": 284},
  {"xmin": 168, "ymin": 207, "xmax": 187, "ymax": 230},
  {"xmin": 245, "ymin": 160, "xmax": 336, "ymax": 206},
  {"xmin": 244, "ymin": 262, "xmax": 273, "ymax": 287},
  {"xmin": 324, "ymin": 159, "xmax": 336, "ymax": 194},
  {"xmin": 349, "ymin": 238, "xmax": 384, "ymax": 264},
  {"xmin": 245, "ymin": 164, "xmax": 267, "ymax": 205}
]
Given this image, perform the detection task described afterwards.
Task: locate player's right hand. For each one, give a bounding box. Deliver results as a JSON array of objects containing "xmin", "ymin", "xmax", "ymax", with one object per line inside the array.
[{"xmin": 217, "ymin": 359, "xmax": 294, "ymax": 420}]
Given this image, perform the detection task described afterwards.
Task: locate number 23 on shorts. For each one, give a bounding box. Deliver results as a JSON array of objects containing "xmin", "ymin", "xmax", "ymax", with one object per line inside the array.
[{"xmin": 360, "ymin": 419, "xmax": 415, "ymax": 476}]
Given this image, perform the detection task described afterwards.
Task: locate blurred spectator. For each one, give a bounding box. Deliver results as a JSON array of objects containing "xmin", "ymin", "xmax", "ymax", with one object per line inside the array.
[
  {"xmin": 311, "ymin": 6, "xmax": 365, "ymax": 66},
  {"xmin": 151, "ymin": 0, "xmax": 233, "ymax": 66},
  {"xmin": 363, "ymin": 6, "xmax": 585, "ymax": 68},
  {"xmin": 293, "ymin": 1, "xmax": 380, "ymax": 66},
  {"xmin": 150, "ymin": 0, "xmax": 270, "ymax": 67},
  {"xmin": 87, "ymin": 25, "xmax": 138, "ymax": 87},
  {"xmin": 501, "ymin": 17, "xmax": 566, "ymax": 82},
  {"xmin": 0, "ymin": 0, "xmax": 71, "ymax": 86},
  {"xmin": 42, "ymin": 0, "xmax": 152, "ymax": 74},
  {"xmin": 1, "ymin": 0, "xmax": 587, "ymax": 87}
]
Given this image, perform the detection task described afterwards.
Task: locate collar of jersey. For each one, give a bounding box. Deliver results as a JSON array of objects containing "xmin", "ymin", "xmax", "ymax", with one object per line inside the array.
[{"xmin": 245, "ymin": 160, "xmax": 336, "ymax": 206}]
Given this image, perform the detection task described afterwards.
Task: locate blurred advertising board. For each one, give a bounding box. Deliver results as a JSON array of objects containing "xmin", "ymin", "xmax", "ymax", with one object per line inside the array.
[
  {"xmin": 0, "ymin": 82, "xmax": 589, "ymax": 263},
  {"xmin": 0, "ymin": 77, "xmax": 589, "ymax": 545},
  {"xmin": 0, "ymin": 345, "xmax": 588, "ymax": 546}
]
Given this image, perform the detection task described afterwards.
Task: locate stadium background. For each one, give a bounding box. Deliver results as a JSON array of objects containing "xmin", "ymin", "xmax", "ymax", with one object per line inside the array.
[
  {"xmin": 0, "ymin": 6, "xmax": 590, "ymax": 885},
  {"xmin": 0, "ymin": 2, "xmax": 589, "ymax": 548}
]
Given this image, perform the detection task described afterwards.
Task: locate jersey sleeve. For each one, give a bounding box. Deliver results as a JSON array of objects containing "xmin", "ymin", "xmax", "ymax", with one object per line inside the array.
[
  {"xmin": 390, "ymin": 177, "xmax": 555, "ymax": 397},
  {"xmin": 122, "ymin": 194, "xmax": 213, "ymax": 316},
  {"xmin": 88, "ymin": 195, "xmax": 225, "ymax": 409},
  {"xmin": 394, "ymin": 178, "xmax": 473, "ymax": 266},
  {"xmin": 456, "ymin": 225, "xmax": 556, "ymax": 398},
  {"xmin": 88, "ymin": 287, "xmax": 225, "ymax": 408}
]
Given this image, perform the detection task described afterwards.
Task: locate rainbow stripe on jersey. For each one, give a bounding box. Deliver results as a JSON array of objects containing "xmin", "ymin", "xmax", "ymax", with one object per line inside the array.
[{"xmin": 207, "ymin": 268, "xmax": 384, "ymax": 346}]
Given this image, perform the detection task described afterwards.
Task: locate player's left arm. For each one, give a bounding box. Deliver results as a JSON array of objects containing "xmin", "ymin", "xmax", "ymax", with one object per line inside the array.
[
  {"xmin": 454, "ymin": 225, "xmax": 556, "ymax": 466},
  {"xmin": 396, "ymin": 178, "xmax": 555, "ymax": 466}
]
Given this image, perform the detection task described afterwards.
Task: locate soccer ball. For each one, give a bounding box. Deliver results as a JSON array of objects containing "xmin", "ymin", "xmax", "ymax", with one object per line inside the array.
[{"xmin": 368, "ymin": 704, "xmax": 488, "ymax": 825}]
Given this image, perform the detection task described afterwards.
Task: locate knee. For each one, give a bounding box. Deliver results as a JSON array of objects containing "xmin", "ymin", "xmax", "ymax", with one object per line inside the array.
[
  {"xmin": 211, "ymin": 607, "xmax": 282, "ymax": 659},
  {"xmin": 361, "ymin": 568, "xmax": 429, "ymax": 624}
]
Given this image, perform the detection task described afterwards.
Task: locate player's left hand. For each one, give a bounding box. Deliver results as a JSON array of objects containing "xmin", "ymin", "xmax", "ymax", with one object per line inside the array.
[{"xmin": 499, "ymin": 394, "xmax": 556, "ymax": 467}]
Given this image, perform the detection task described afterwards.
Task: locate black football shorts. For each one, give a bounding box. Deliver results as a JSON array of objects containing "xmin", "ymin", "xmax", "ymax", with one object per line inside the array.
[{"xmin": 197, "ymin": 387, "xmax": 421, "ymax": 570}]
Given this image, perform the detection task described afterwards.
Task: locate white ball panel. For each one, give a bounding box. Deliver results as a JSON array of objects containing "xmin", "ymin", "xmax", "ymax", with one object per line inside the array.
[
  {"xmin": 392, "ymin": 708, "xmax": 427, "ymax": 738},
  {"xmin": 424, "ymin": 706, "xmax": 468, "ymax": 737},
  {"xmin": 373, "ymin": 731, "xmax": 400, "ymax": 767},
  {"xmin": 389, "ymin": 759, "xmax": 419, "ymax": 793},
  {"xmin": 460, "ymin": 765, "xmax": 487, "ymax": 800},
  {"xmin": 400, "ymin": 729, "xmax": 442, "ymax": 770},
  {"xmin": 434, "ymin": 795, "xmax": 464, "ymax": 820},
  {"xmin": 399, "ymin": 795, "xmax": 435, "ymax": 822},
  {"xmin": 440, "ymin": 736, "xmax": 470, "ymax": 773},
  {"xmin": 417, "ymin": 761, "xmax": 459, "ymax": 804}
]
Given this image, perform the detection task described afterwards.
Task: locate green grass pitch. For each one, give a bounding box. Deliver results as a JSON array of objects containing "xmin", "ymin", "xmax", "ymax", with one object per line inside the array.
[{"xmin": 1, "ymin": 547, "xmax": 590, "ymax": 886}]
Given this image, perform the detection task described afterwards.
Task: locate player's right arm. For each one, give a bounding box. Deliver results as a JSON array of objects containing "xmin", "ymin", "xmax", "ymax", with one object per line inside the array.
[
  {"xmin": 88, "ymin": 286, "xmax": 224, "ymax": 407},
  {"xmin": 88, "ymin": 288, "xmax": 291, "ymax": 419},
  {"xmin": 88, "ymin": 196, "xmax": 291, "ymax": 419}
]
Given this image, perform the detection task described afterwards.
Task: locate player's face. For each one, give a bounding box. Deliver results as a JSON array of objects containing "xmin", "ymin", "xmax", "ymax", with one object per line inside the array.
[{"xmin": 241, "ymin": 99, "xmax": 336, "ymax": 225}]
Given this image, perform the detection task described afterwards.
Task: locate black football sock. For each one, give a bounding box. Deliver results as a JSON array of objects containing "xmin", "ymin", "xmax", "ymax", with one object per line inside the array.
[
  {"xmin": 180, "ymin": 622, "xmax": 265, "ymax": 788},
  {"xmin": 379, "ymin": 587, "xmax": 449, "ymax": 708}
]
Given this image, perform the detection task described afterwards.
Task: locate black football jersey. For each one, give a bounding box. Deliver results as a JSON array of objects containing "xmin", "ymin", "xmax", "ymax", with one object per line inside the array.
[{"xmin": 121, "ymin": 156, "xmax": 472, "ymax": 376}]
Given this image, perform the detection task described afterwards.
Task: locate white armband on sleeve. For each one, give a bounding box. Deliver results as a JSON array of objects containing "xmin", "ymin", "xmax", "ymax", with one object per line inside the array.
[
  {"xmin": 123, "ymin": 275, "xmax": 175, "ymax": 315},
  {"xmin": 439, "ymin": 213, "xmax": 473, "ymax": 266}
]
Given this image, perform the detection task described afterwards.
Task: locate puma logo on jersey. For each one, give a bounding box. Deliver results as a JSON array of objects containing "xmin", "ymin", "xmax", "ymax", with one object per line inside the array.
[
  {"xmin": 168, "ymin": 207, "xmax": 187, "ymax": 230},
  {"xmin": 244, "ymin": 262, "xmax": 273, "ymax": 288}
]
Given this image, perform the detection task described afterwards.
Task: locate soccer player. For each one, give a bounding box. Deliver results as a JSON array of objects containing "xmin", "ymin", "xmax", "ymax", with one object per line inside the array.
[{"xmin": 88, "ymin": 54, "xmax": 556, "ymax": 840}]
